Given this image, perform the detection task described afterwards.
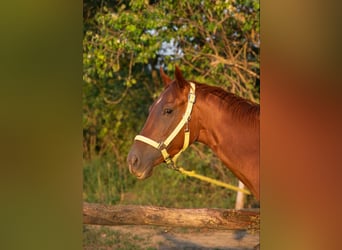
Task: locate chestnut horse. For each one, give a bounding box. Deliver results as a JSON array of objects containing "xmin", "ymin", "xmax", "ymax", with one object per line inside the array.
[{"xmin": 127, "ymin": 66, "xmax": 259, "ymax": 199}]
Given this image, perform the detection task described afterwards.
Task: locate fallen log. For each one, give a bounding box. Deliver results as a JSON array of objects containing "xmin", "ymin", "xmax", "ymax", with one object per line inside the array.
[{"xmin": 83, "ymin": 202, "xmax": 260, "ymax": 231}]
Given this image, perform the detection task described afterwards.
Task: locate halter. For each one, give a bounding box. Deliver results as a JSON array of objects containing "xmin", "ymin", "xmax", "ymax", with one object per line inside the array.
[{"xmin": 134, "ymin": 82, "xmax": 196, "ymax": 169}]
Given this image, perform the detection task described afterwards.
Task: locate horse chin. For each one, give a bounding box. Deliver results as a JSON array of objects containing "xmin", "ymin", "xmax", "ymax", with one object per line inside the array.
[{"xmin": 134, "ymin": 167, "xmax": 153, "ymax": 180}]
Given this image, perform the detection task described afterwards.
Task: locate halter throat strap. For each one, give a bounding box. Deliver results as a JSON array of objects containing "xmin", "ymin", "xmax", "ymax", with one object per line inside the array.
[{"xmin": 134, "ymin": 82, "xmax": 196, "ymax": 167}]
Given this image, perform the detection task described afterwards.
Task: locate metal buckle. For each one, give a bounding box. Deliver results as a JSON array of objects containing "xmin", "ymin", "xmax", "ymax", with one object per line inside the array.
[
  {"xmin": 165, "ymin": 160, "xmax": 180, "ymax": 171},
  {"xmin": 185, "ymin": 121, "xmax": 189, "ymax": 132},
  {"xmin": 188, "ymin": 93, "xmax": 196, "ymax": 103},
  {"xmin": 158, "ymin": 142, "xmax": 167, "ymax": 150}
]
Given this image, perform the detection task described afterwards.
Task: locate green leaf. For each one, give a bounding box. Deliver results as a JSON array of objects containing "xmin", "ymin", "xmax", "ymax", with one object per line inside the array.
[
  {"xmin": 112, "ymin": 64, "xmax": 120, "ymax": 72},
  {"xmin": 126, "ymin": 24, "xmax": 136, "ymax": 33}
]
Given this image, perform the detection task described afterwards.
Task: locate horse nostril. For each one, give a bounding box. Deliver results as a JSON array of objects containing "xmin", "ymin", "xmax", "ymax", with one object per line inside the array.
[
  {"xmin": 132, "ymin": 155, "xmax": 138, "ymax": 166},
  {"xmin": 128, "ymin": 154, "xmax": 139, "ymax": 174}
]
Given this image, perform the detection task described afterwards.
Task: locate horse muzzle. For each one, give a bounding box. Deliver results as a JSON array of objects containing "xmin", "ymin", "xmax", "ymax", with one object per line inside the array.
[{"xmin": 127, "ymin": 151, "xmax": 153, "ymax": 179}]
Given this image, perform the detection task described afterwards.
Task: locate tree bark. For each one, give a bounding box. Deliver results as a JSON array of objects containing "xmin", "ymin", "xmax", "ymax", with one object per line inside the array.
[{"xmin": 83, "ymin": 202, "xmax": 259, "ymax": 231}]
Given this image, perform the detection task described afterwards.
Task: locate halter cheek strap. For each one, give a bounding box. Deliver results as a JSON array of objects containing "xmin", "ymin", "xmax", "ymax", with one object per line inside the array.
[{"xmin": 134, "ymin": 82, "xmax": 196, "ymax": 168}]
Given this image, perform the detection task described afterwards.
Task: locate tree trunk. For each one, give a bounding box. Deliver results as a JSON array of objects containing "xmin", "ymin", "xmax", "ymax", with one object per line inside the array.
[{"xmin": 83, "ymin": 202, "xmax": 259, "ymax": 231}]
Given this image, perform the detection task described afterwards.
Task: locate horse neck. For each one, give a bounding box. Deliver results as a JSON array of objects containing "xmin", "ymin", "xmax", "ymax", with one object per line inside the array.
[{"xmin": 193, "ymin": 85, "xmax": 260, "ymax": 198}]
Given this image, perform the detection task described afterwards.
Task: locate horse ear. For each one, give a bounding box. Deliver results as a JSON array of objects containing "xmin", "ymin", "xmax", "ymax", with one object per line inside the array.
[
  {"xmin": 160, "ymin": 67, "xmax": 172, "ymax": 88},
  {"xmin": 174, "ymin": 65, "xmax": 187, "ymax": 89}
]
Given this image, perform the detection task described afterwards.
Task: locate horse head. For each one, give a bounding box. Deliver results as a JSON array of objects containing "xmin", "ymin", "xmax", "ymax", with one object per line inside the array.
[{"xmin": 127, "ymin": 66, "xmax": 197, "ymax": 179}]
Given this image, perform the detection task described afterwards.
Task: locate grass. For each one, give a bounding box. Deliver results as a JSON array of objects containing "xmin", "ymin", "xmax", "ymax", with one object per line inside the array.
[{"xmin": 83, "ymin": 147, "xmax": 242, "ymax": 208}]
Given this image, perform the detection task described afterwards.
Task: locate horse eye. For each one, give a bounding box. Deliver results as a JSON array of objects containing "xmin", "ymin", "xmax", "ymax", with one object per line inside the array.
[{"xmin": 163, "ymin": 108, "xmax": 173, "ymax": 115}]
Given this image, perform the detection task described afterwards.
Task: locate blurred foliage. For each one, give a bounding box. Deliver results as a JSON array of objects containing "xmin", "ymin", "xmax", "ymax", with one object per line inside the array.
[{"xmin": 83, "ymin": 0, "xmax": 260, "ymax": 208}]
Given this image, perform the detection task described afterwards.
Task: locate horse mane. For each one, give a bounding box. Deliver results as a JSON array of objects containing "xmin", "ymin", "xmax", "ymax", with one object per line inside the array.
[{"xmin": 194, "ymin": 82, "xmax": 260, "ymax": 125}]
